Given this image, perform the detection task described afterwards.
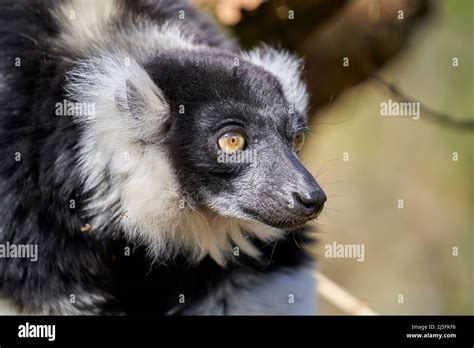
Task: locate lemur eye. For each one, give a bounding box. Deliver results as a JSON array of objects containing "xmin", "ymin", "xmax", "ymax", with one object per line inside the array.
[
  {"xmin": 293, "ymin": 132, "xmax": 305, "ymax": 152},
  {"xmin": 218, "ymin": 132, "xmax": 245, "ymax": 154}
]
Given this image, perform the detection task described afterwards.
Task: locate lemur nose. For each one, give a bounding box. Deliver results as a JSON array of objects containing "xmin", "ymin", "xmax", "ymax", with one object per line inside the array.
[{"xmin": 292, "ymin": 189, "xmax": 327, "ymax": 217}]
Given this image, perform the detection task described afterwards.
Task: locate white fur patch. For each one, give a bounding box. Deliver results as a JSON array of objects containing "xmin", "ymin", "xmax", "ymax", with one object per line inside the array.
[
  {"xmin": 175, "ymin": 264, "xmax": 317, "ymax": 315},
  {"xmin": 0, "ymin": 297, "xmax": 20, "ymax": 315},
  {"xmin": 52, "ymin": 0, "xmax": 118, "ymax": 48},
  {"xmin": 0, "ymin": 293, "xmax": 108, "ymax": 315},
  {"xmin": 51, "ymin": 0, "xmax": 200, "ymax": 60},
  {"xmin": 242, "ymin": 47, "xmax": 309, "ymax": 115},
  {"xmin": 36, "ymin": 293, "xmax": 109, "ymax": 315}
]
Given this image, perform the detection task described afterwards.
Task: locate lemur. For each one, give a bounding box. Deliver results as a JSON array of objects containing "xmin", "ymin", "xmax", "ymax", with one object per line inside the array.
[{"xmin": 0, "ymin": 0, "xmax": 326, "ymax": 314}]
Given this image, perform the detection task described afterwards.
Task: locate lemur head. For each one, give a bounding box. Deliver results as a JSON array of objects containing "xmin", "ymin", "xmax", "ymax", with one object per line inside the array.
[
  {"xmin": 146, "ymin": 48, "xmax": 326, "ymax": 229},
  {"xmin": 68, "ymin": 47, "xmax": 326, "ymax": 264}
]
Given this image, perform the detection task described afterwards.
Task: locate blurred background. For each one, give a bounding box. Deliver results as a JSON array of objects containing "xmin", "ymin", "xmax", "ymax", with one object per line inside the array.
[{"xmin": 194, "ymin": 0, "xmax": 473, "ymax": 314}]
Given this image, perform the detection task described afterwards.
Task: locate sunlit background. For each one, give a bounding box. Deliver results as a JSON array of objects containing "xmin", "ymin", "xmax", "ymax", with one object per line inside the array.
[{"xmin": 307, "ymin": 0, "xmax": 472, "ymax": 315}]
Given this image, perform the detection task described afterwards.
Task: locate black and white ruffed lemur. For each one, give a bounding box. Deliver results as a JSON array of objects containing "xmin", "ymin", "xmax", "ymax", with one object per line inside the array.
[{"xmin": 0, "ymin": 0, "xmax": 326, "ymax": 314}]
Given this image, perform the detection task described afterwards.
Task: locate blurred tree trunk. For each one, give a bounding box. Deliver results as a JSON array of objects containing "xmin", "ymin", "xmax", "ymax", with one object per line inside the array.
[{"xmin": 226, "ymin": 0, "xmax": 431, "ymax": 115}]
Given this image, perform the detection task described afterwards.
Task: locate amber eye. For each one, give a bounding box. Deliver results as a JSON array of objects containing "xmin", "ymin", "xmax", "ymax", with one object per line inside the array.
[
  {"xmin": 218, "ymin": 132, "xmax": 245, "ymax": 154},
  {"xmin": 293, "ymin": 132, "xmax": 305, "ymax": 152}
]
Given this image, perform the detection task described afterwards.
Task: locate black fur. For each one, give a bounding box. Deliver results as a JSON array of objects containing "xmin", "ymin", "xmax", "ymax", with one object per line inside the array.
[
  {"xmin": 111, "ymin": 231, "xmax": 313, "ymax": 314},
  {"xmin": 0, "ymin": 0, "xmax": 318, "ymax": 314}
]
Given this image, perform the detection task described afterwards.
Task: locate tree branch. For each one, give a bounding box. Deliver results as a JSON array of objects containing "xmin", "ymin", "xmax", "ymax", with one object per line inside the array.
[
  {"xmin": 373, "ymin": 74, "xmax": 474, "ymax": 131},
  {"xmin": 316, "ymin": 272, "xmax": 377, "ymax": 315}
]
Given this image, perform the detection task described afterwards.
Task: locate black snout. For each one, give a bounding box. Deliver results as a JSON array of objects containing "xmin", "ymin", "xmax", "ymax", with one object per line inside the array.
[
  {"xmin": 249, "ymin": 149, "xmax": 327, "ymax": 229},
  {"xmin": 284, "ymin": 152, "xmax": 327, "ymax": 218},
  {"xmin": 292, "ymin": 188, "xmax": 326, "ymax": 217}
]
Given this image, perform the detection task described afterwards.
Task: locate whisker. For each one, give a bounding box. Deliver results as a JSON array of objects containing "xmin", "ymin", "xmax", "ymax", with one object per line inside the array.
[
  {"xmin": 262, "ymin": 240, "xmax": 278, "ymax": 270},
  {"xmin": 324, "ymin": 207, "xmax": 344, "ymax": 213},
  {"xmin": 315, "ymin": 158, "xmax": 339, "ymax": 179}
]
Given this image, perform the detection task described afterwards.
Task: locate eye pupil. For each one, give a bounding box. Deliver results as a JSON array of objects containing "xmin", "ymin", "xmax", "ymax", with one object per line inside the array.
[{"xmin": 218, "ymin": 132, "xmax": 245, "ymax": 154}]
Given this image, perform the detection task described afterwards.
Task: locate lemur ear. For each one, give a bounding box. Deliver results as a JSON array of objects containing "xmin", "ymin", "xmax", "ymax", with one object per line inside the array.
[
  {"xmin": 124, "ymin": 79, "xmax": 145, "ymax": 120},
  {"xmin": 66, "ymin": 53, "xmax": 169, "ymax": 142},
  {"xmin": 116, "ymin": 70, "xmax": 168, "ymax": 125},
  {"xmin": 242, "ymin": 47, "xmax": 309, "ymax": 116},
  {"xmin": 114, "ymin": 79, "xmax": 147, "ymax": 120}
]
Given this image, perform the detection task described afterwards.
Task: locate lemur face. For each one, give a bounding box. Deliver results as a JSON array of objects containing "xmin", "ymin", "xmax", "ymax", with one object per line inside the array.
[{"xmin": 149, "ymin": 49, "xmax": 326, "ymax": 230}]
